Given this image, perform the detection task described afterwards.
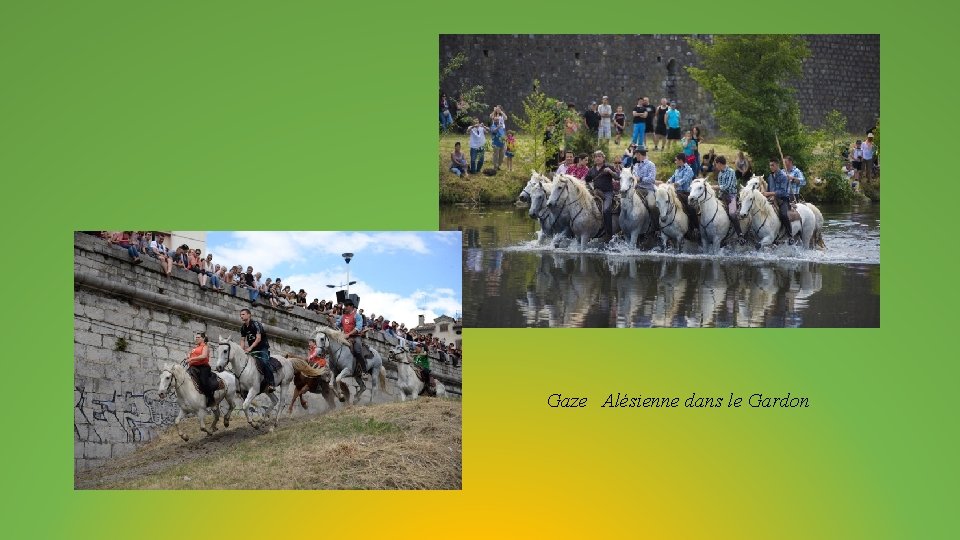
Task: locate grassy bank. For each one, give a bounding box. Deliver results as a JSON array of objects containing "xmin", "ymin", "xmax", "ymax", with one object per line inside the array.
[
  {"xmin": 439, "ymin": 133, "xmax": 878, "ymax": 204},
  {"xmin": 76, "ymin": 398, "xmax": 461, "ymax": 490}
]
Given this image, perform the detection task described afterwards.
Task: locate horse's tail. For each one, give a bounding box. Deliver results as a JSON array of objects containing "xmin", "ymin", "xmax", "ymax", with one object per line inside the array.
[
  {"xmin": 379, "ymin": 366, "xmax": 392, "ymax": 395},
  {"xmin": 291, "ymin": 357, "xmax": 327, "ymax": 378}
]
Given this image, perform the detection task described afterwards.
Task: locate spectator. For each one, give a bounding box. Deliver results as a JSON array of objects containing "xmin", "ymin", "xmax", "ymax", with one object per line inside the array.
[
  {"xmin": 631, "ymin": 98, "xmax": 648, "ymax": 146},
  {"xmin": 450, "ymin": 142, "xmax": 468, "ymax": 177},
  {"xmin": 504, "ymin": 130, "xmax": 516, "ymax": 172},
  {"xmin": 665, "ymin": 101, "xmax": 682, "ymax": 152},
  {"xmin": 598, "ymin": 96, "xmax": 612, "ymax": 141},
  {"xmin": 467, "ymin": 118, "xmax": 489, "ymax": 174},
  {"xmin": 439, "ymin": 93, "xmax": 453, "ymax": 131},
  {"xmin": 297, "ymin": 289, "xmax": 308, "ymax": 308},
  {"xmin": 307, "ymin": 298, "xmax": 321, "ymax": 312},
  {"xmin": 225, "ymin": 265, "xmax": 239, "ymax": 296},
  {"xmin": 700, "ymin": 148, "xmax": 717, "ymax": 177},
  {"xmin": 621, "ymin": 143, "xmax": 639, "ymax": 168},
  {"xmin": 682, "ymin": 130, "xmax": 698, "ymax": 168},
  {"xmin": 692, "ymin": 126, "xmax": 703, "ymax": 177},
  {"xmin": 861, "ymin": 133, "xmax": 876, "ymax": 180},
  {"xmin": 108, "ymin": 231, "xmax": 143, "ymax": 264},
  {"xmin": 851, "ymin": 140, "xmax": 863, "ymax": 179},
  {"xmin": 735, "ymin": 151, "xmax": 752, "ymax": 181},
  {"xmin": 583, "ymin": 102, "xmax": 601, "ymax": 138},
  {"xmin": 613, "ymin": 105, "xmax": 626, "ymax": 146},
  {"xmin": 149, "ymin": 236, "xmax": 172, "ymax": 276},
  {"xmin": 188, "ymin": 249, "xmax": 208, "ymax": 288},
  {"xmin": 490, "ymin": 114, "xmax": 506, "ymax": 171},
  {"xmin": 642, "ymin": 97, "xmax": 656, "ymax": 149},
  {"xmin": 653, "ymin": 98, "xmax": 669, "ymax": 151}
]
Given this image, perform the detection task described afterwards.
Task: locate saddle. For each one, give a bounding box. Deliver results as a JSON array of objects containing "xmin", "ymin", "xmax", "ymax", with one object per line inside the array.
[
  {"xmin": 255, "ymin": 356, "xmax": 283, "ymax": 393},
  {"xmin": 188, "ymin": 369, "xmax": 224, "ymax": 395},
  {"xmin": 591, "ymin": 189, "xmax": 620, "ymax": 215}
]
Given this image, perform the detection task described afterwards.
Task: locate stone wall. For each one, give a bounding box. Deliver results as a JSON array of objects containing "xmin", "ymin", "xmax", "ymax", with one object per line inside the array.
[
  {"xmin": 74, "ymin": 233, "xmax": 462, "ymax": 471},
  {"xmin": 440, "ymin": 34, "xmax": 879, "ymax": 135}
]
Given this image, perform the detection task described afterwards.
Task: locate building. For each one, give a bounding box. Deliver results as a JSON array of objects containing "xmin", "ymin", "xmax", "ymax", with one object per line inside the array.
[{"xmin": 414, "ymin": 314, "xmax": 463, "ymax": 349}]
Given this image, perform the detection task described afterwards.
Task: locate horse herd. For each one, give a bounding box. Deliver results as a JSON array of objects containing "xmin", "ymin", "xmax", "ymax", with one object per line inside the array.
[
  {"xmin": 519, "ymin": 170, "xmax": 825, "ymax": 253},
  {"xmin": 155, "ymin": 327, "xmax": 446, "ymax": 442}
]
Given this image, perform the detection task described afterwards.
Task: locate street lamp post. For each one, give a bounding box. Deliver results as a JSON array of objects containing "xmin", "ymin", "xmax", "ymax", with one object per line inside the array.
[{"xmin": 325, "ymin": 253, "xmax": 356, "ymax": 304}]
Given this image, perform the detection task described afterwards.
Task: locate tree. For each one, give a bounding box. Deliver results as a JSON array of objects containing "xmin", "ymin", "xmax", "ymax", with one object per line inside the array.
[
  {"xmin": 687, "ymin": 35, "xmax": 814, "ymax": 168},
  {"xmin": 514, "ymin": 80, "xmax": 576, "ymax": 173},
  {"xmin": 440, "ymin": 52, "xmax": 486, "ymax": 130}
]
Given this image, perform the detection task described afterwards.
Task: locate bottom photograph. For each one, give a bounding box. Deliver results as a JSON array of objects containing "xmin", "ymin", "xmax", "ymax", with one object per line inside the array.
[{"xmin": 74, "ymin": 230, "xmax": 462, "ymax": 490}]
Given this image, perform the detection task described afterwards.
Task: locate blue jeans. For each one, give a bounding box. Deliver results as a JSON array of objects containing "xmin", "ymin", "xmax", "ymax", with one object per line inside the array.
[
  {"xmin": 441, "ymin": 110, "xmax": 453, "ymax": 130},
  {"xmin": 248, "ymin": 287, "xmax": 260, "ymax": 303},
  {"xmin": 632, "ymin": 124, "xmax": 645, "ymax": 145},
  {"xmin": 450, "ymin": 165, "xmax": 465, "ymax": 176},
  {"xmin": 252, "ymin": 349, "xmax": 274, "ymax": 387},
  {"xmin": 207, "ymin": 274, "xmax": 221, "ymax": 288},
  {"xmin": 470, "ymin": 147, "xmax": 485, "ymax": 173},
  {"xmin": 230, "ymin": 284, "xmax": 238, "ymax": 296}
]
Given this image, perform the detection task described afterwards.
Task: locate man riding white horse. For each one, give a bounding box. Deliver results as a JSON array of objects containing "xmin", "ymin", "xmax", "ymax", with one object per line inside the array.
[
  {"xmin": 668, "ymin": 152, "xmax": 698, "ymax": 230},
  {"xmin": 336, "ymin": 298, "xmax": 367, "ymax": 378},
  {"xmin": 630, "ymin": 147, "xmax": 659, "ymax": 224},
  {"xmin": 714, "ymin": 155, "xmax": 746, "ymax": 244},
  {"xmin": 763, "ymin": 158, "xmax": 796, "ymax": 244},
  {"xmin": 239, "ymin": 308, "xmax": 274, "ymax": 393}
]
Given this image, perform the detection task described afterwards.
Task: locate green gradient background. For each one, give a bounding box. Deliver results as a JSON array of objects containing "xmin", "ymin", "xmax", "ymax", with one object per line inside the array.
[{"xmin": 2, "ymin": 1, "xmax": 957, "ymax": 538}]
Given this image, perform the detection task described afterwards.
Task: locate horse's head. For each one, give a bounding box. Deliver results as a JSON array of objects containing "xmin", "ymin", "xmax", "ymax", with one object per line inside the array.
[
  {"xmin": 738, "ymin": 187, "xmax": 756, "ymax": 219},
  {"xmin": 387, "ymin": 345, "xmax": 407, "ymax": 360},
  {"xmin": 655, "ymin": 185, "xmax": 673, "ymax": 223},
  {"xmin": 313, "ymin": 326, "xmax": 330, "ymax": 354},
  {"xmin": 689, "ymin": 179, "xmax": 706, "ymax": 206},
  {"xmin": 525, "ymin": 179, "xmax": 547, "ymax": 218},
  {"xmin": 746, "ymin": 175, "xmax": 765, "ymax": 192},
  {"xmin": 519, "ymin": 173, "xmax": 539, "ymax": 204},
  {"xmin": 213, "ymin": 336, "xmax": 232, "ymax": 372},
  {"xmin": 619, "ymin": 167, "xmax": 635, "ymax": 194},
  {"xmin": 546, "ymin": 176, "xmax": 566, "ymax": 208},
  {"xmin": 157, "ymin": 364, "xmax": 175, "ymax": 400}
]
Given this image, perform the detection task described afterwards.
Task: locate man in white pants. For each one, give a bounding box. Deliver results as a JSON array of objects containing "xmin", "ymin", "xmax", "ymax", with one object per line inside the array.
[{"xmin": 598, "ymin": 96, "xmax": 612, "ymax": 141}]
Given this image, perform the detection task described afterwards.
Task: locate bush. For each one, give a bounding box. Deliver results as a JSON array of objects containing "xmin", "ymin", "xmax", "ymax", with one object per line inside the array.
[
  {"xmin": 819, "ymin": 169, "xmax": 855, "ymax": 204},
  {"xmin": 565, "ymin": 128, "xmax": 611, "ymax": 161}
]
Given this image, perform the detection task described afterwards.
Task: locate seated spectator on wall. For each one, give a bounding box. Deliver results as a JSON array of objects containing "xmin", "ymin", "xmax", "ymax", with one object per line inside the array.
[
  {"xmin": 108, "ymin": 231, "xmax": 143, "ymax": 264},
  {"xmin": 149, "ymin": 236, "xmax": 173, "ymax": 276},
  {"xmin": 188, "ymin": 249, "xmax": 208, "ymax": 288},
  {"xmin": 307, "ymin": 298, "xmax": 321, "ymax": 312},
  {"xmin": 297, "ymin": 289, "xmax": 308, "ymax": 308}
]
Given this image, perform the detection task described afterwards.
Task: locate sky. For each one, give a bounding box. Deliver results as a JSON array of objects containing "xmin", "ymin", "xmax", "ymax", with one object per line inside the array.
[{"xmin": 206, "ymin": 231, "xmax": 462, "ymax": 328}]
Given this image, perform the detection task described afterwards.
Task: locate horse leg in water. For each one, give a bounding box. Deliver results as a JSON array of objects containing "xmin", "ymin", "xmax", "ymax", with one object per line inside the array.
[{"xmin": 175, "ymin": 408, "xmax": 188, "ymax": 442}]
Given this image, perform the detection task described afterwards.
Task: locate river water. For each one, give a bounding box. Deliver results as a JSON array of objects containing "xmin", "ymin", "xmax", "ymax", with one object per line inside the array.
[{"xmin": 441, "ymin": 203, "xmax": 880, "ymax": 328}]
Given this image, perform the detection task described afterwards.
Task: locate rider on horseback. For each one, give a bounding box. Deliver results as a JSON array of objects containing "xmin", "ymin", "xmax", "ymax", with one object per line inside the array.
[
  {"xmin": 239, "ymin": 308, "xmax": 274, "ymax": 393},
  {"xmin": 668, "ymin": 153, "xmax": 697, "ymax": 227},
  {"xmin": 413, "ymin": 343, "xmax": 433, "ymax": 396},
  {"xmin": 763, "ymin": 158, "xmax": 793, "ymax": 241},
  {"xmin": 584, "ymin": 150, "xmax": 620, "ymax": 240},
  {"xmin": 715, "ymin": 155, "xmax": 745, "ymax": 244},
  {"xmin": 631, "ymin": 147, "xmax": 659, "ymax": 222},
  {"xmin": 336, "ymin": 299, "xmax": 367, "ymax": 378},
  {"xmin": 186, "ymin": 331, "xmax": 217, "ymax": 407}
]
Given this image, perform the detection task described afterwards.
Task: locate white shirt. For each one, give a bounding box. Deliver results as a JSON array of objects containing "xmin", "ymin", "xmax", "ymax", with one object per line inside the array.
[
  {"xmin": 149, "ymin": 240, "xmax": 167, "ymax": 255},
  {"xmin": 556, "ymin": 163, "xmax": 570, "ymax": 175},
  {"xmin": 469, "ymin": 126, "xmax": 487, "ymax": 149},
  {"xmin": 598, "ymin": 104, "xmax": 612, "ymax": 122}
]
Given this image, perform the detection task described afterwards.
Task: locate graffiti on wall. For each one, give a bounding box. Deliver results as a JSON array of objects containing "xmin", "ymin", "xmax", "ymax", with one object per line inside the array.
[{"xmin": 74, "ymin": 384, "xmax": 182, "ymax": 444}]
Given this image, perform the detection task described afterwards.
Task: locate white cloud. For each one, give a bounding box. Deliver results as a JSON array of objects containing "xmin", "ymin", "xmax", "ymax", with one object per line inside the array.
[
  {"xmin": 286, "ymin": 270, "xmax": 462, "ymax": 328},
  {"xmin": 209, "ymin": 231, "xmax": 433, "ymax": 276}
]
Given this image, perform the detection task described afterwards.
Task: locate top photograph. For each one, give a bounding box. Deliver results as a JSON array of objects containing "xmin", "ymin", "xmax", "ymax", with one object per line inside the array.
[{"xmin": 439, "ymin": 34, "xmax": 879, "ymax": 328}]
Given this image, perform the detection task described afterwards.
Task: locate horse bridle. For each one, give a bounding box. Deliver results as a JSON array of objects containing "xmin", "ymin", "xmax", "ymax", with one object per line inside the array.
[
  {"xmin": 693, "ymin": 184, "xmax": 721, "ymax": 229},
  {"xmin": 220, "ymin": 341, "xmax": 252, "ymax": 377}
]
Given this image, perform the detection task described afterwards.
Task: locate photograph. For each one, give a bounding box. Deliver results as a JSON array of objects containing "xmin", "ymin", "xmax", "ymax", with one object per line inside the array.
[
  {"xmin": 74, "ymin": 231, "xmax": 462, "ymax": 489},
  {"xmin": 439, "ymin": 34, "xmax": 880, "ymax": 327}
]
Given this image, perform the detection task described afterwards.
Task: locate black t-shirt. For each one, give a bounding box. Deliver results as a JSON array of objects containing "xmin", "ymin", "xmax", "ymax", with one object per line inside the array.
[
  {"xmin": 656, "ymin": 106, "xmax": 668, "ymax": 126},
  {"xmin": 644, "ymin": 105, "xmax": 656, "ymax": 129},
  {"xmin": 240, "ymin": 321, "xmax": 269, "ymax": 351},
  {"xmin": 613, "ymin": 112, "xmax": 626, "ymax": 128},
  {"xmin": 585, "ymin": 163, "xmax": 618, "ymax": 192},
  {"xmin": 583, "ymin": 110, "xmax": 601, "ymax": 129},
  {"xmin": 633, "ymin": 106, "xmax": 646, "ymax": 125},
  {"xmin": 244, "ymin": 272, "xmax": 255, "ymax": 287}
]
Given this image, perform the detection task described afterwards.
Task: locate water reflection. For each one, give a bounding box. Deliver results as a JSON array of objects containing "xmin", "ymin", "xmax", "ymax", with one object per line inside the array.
[{"xmin": 447, "ymin": 204, "xmax": 879, "ymax": 328}]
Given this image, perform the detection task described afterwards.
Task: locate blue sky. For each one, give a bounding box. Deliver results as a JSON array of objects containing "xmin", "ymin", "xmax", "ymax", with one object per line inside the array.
[{"xmin": 206, "ymin": 231, "xmax": 462, "ymax": 327}]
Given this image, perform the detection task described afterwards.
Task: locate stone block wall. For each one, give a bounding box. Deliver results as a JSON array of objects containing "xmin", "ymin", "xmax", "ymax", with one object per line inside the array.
[
  {"xmin": 74, "ymin": 233, "xmax": 462, "ymax": 471},
  {"xmin": 440, "ymin": 34, "xmax": 879, "ymax": 136}
]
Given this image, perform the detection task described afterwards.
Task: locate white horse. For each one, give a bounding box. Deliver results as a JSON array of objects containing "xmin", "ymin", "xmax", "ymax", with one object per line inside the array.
[
  {"xmin": 387, "ymin": 345, "xmax": 447, "ymax": 401},
  {"xmin": 519, "ymin": 172, "xmax": 569, "ymax": 245},
  {"xmin": 213, "ymin": 337, "xmax": 295, "ymax": 431},
  {"xmin": 688, "ymin": 179, "xmax": 731, "ymax": 253},
  {"xmin": 738, "ymin": 185, "xmax": 819, "ymax": 249},
  {"xmin": 313, "ymin": 326, "xmax": 389, "ymax": 405},
  {"xmin": 617, "ymin": 168, "xmax": 653, "ymax": 248},
  {"xmin": 546, "ymin": 174, "xmax": 618, "ymax": 249},
  {"xmin": 157, "ymin": 362, "xmax": 239, "ymax": 441},
  {"xmin": 654, "ymin": 184, "xmax": 689, "ymax": 252}
]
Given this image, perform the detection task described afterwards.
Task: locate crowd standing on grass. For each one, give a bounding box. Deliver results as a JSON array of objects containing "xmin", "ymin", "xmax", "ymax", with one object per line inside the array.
[
  {"xmin": 441, "ymin": 90, "xmax": 878, "ymax": 193},
  {"xmin": 89, "ymin": 232, "xmax": 463, "ymax": 364}
]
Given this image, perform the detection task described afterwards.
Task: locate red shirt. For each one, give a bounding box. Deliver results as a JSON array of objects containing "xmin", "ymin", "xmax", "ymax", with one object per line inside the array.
[
  {"xmin": 188, "ymin": 343, "xmax": 209, "ymax": 366},
  {"xmin": 341, "ymin": 312, "xmax": 356, "ymax": 335}
]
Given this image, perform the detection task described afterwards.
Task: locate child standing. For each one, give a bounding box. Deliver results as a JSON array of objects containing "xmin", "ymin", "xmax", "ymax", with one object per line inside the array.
[{"xmin": 505, "ymin": 131, "xmax": 516, "ymax": 171}]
